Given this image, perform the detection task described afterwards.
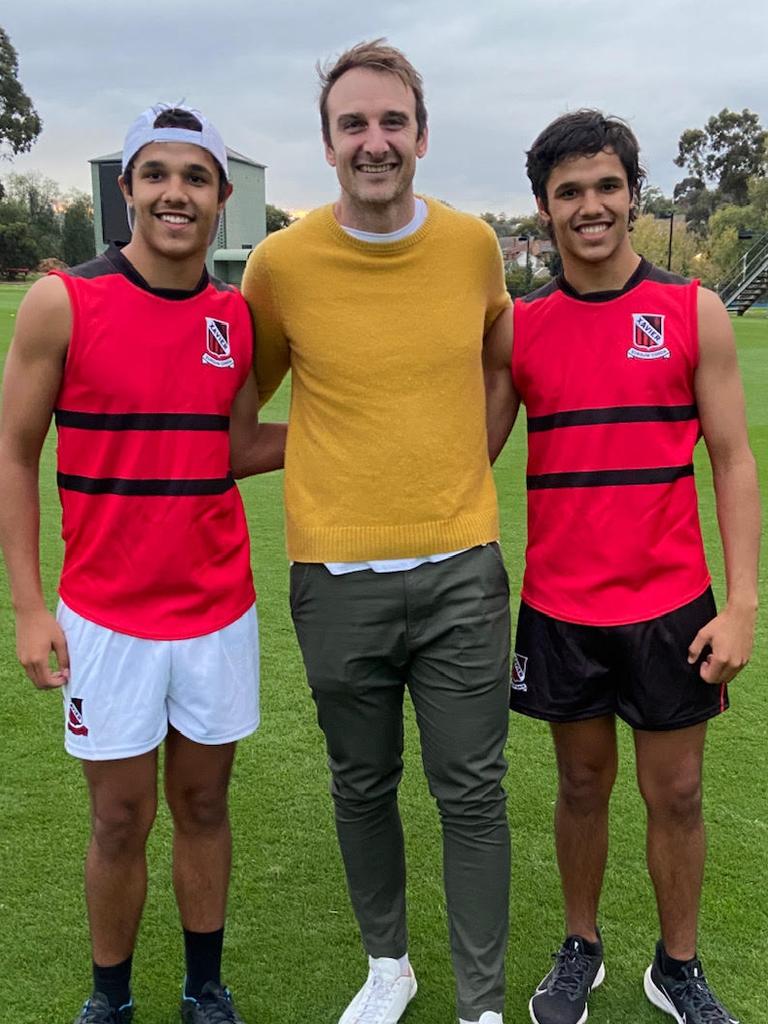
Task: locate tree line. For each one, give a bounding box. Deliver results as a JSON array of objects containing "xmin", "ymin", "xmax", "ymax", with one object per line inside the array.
[
  {"xmin": 1, "ymin": 27, "xmax": 95, "ymax": 275},
  {"xmin": 0, "ymin": 171, "xmax": 95, "ymax": 275},
  {"xmin": 1, "ymin": 25, "xmax": 765, "ymax": 291}
]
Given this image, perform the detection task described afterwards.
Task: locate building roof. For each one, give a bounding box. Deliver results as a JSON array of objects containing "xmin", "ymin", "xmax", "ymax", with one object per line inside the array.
[{"xmin": 498, "ymin": 235, "xmax": 552, "ymax": 257}]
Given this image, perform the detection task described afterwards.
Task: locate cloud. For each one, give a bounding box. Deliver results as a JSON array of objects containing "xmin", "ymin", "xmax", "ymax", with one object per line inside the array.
[{"xmin": 3, "ymin": 1, "xmax": 767, "ymax": 214}]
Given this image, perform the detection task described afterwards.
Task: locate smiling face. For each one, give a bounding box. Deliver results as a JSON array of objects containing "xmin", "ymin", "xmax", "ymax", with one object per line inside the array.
[
  {"xmin": 538, "ymin": 148, "xmax": 637, "ymax": 277},
  {"xmin": 324, "ymin": 67, "xmax": 428, "ymax": 228},
  {"xmin": 119, "ymin": 141, "xmax": 230, "ymax": 266}
]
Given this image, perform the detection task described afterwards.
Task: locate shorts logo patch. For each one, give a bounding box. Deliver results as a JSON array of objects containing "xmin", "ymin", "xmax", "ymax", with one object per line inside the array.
[
  {"xmin": 202, "ymin": 318, "xmax": 235, "ymax": 368},
  {"xmin": 67, "ymin": 697, "xmax": 89, "ymax": 736},
  {"xmin": 628, "ymin": 313, "xmax": 670, "ymax": 360},
  {"xmin": 511, "ymin": 653, "xmax": 528, "ymax": 692}
]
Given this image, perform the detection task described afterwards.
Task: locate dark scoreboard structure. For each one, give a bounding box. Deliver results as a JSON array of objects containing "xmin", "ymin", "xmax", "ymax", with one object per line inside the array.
[{"xmin": 94, "ymin": 159, "xmax": 129, "ymax": 246}]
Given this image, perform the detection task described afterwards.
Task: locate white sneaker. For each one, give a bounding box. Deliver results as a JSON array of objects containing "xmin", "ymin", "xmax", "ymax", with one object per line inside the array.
[
  {"xmin": 338, "ymin": 956, "xmax": 418, "ymax": 1024},
  {"xmin": 459, "ymin": 1013, "xmax": 503, "ymax": 1024}
]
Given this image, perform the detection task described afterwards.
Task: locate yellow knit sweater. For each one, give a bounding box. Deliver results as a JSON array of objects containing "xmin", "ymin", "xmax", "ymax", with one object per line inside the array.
[{"xmin": 241, "ymin": 197, "xmax": 510, "ymax": 562}]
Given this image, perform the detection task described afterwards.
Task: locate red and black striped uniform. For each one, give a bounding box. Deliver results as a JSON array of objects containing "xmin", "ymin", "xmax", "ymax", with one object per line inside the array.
[
  {"xmin": 51, "ymin": 246, "xmax": 255, "ymax": 640},
  {"xmin": 512, "ymin": 259, "xmax": 710, "ymax": 626}
]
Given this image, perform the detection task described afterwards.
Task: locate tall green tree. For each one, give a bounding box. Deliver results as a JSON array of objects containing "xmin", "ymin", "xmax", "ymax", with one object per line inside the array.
[
  {"xmin": 481, "ymin": 211, "xmax": 545, "ymax": 239},
  {"xmin": 4, "ymin": 170, "xmax": 62, "ymax": 258},
  {"xmin": 0, "ymin": 27, "xmax": 42, "ymax": 159},
  {"xmin": 481, "ymin": 211, "xmax": 510, "ymax": 237},
  {"xmin": 674, "ymin": 108, "xmax": 767, "ymax": 206},
  {"xmin": 641, "ymin": 186, "xmax": 673, "ymax": 217},
  {"xmin": 0, "ymin": 219, "xmax": 38, "ymax": 275},
  {"xmin": 62, "ymin": 192, "xmax": 95, "ymax": 266},
  {"xmin": 266, "ymin": 203, "xmax": 293, "ymax": 233},
  {"xmin": 672, "ymin": 176, "xmax": 718, "ymax": 233}
]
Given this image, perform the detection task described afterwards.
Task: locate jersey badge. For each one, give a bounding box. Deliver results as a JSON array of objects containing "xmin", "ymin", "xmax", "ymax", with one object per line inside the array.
[
  {"xmin": 67, "ymin": 697, "xmax": 89, "ymax": 736},
  {"xmin": 628, "ymin": 313, "xmax": 670, "ymax": 360},
  {"xmin": 511, "ymin": 653, "xmax": 528, "ymax": 692},
  {"xmin": 202, "ymin": 318, "xmax": 235, "ymax": 368}
]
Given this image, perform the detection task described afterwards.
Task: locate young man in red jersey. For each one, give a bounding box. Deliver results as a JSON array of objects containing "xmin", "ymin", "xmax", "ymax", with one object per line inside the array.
[
  {"xmin": 0, "ymin": 104, "xmax": 283, "ymax": 1024},
  {"xmin": 484, "ymin": 110, "xmax": 759, "ymax": 1024}
]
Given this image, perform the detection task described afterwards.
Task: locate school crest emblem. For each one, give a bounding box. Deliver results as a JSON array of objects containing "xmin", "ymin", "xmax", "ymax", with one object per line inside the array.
[
  {"xmin": 511, "ymin": 653, "xmax": 528, "ymax": 692},
  {"xmin": 628, "ymin": 313, "xmax": 670, "ymax": 360},
  {"xmin": 67, "ymin": 697, "xmax": 88, "ymax": 736},
  {"xmin": 202, "ymin": 318, "xmax": 235, "ymax": 368}
]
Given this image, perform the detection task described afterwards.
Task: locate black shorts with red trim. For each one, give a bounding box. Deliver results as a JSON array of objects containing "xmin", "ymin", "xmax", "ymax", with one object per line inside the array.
[{"xmin": 510, "ymin": 588, "xmax": 728, "ymax": 731}]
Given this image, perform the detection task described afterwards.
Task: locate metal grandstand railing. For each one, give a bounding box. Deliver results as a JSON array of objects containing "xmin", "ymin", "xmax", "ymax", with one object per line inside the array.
[{"xmin": 719, "ymin": 231, "xmax": 768, "ymax": 315}]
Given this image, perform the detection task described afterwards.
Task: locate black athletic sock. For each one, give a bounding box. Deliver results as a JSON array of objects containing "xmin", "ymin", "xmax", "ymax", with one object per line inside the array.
[
  {"xmin": 658, "ymin": 943, "xmax": 696, "ymax": 979},
  {"xmin": 580, "ymin": 935, "xmax": 603, "ymax": 957},
  {"xmin": 566, "ymin": 930, "xmax": 602, "ymax": 956},
  {"xmin": 93, "ymin": 955, "xmax": 132, "ymax": 1009},
  {"xmin": 183, "ymin": 927, "xmax": 224, "ymax": 999}
]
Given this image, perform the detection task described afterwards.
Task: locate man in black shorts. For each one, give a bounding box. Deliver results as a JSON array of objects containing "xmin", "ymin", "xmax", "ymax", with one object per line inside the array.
[{"xmin": 483, "ymin": 110, "xmax": 759, "ymax": 1024}]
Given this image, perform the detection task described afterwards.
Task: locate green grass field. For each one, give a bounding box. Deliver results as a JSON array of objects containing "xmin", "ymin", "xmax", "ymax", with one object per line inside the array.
[{"xmin": 1, "ymin": 282, "xmax": 766, "ymax": 1023}]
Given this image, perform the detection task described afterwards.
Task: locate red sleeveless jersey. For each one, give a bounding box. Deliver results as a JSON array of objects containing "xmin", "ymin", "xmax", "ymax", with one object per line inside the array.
[
  {"xmin": 512, "ymin": 260, "xmax": 710, "ymax": 626},
  {"xmin": 52, "ymin": 247, "xmax": 255, "ymax": 639}
]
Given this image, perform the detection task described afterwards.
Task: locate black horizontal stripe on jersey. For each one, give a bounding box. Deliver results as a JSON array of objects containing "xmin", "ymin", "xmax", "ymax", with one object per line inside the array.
[
  {"xmin": 527, "ymin": 405, "xmax": 697, "ymax": 433},
  {"xmin": 55, "ymin": 410, "xmax": 229, "ymax": 431},
  {"xmin": 57, "ymin": 473, "xmax": 235, "ymax": 496},
  {"xmin": 527, "ymin": 464, "xmax": 694, "ymax": 490}
]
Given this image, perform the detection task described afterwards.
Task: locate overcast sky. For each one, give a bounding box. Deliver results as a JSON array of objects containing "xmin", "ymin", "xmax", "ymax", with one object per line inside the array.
[{"xmin": 3, "ymin": 1, "xmax": 767, "ymax": 216}]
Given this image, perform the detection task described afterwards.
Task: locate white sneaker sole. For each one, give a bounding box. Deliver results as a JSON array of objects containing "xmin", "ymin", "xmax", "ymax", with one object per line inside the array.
[
  {"xmin": 404, "ymin": 976, "xmax": 417, "ymax": 1013},
  {"xmin": 643, "ymin": 965, "xmax": 684, "ymax": 1022},
  {"xmin": 644, "ymin": 964, "xmax": 740, "ymax": 1024},
  {"xmin": 528, "ymin": 961, "xmax": 605, "ymax": 1024}
]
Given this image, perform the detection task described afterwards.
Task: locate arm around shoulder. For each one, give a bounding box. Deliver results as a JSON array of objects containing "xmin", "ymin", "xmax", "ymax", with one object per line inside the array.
[{"xmin": 229, "ymin": 368, "xmax": 287, "ymax": 478}]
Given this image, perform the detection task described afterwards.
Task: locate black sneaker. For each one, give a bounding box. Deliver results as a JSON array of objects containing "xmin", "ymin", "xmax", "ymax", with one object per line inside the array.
[
  {"xmin": 644, "ymin": 943, "xmax": 740, "ymax": 1023},
  {"xmin": 73, "ymin": 992, "xmax": 134, "ymax": 1024},
  {"xmin": 181, "ymin": 981, "xmax": 246, "ymax": 1023},
  {"xmin": 529, "ymin": 935, "xmax": 605, "ymax": 1024}
]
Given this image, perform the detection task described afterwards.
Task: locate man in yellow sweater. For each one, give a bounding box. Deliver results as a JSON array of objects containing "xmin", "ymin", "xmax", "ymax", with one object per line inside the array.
[{"xmin": 242, "ymin": 39, "xmax": 513, "ymax": 1024}]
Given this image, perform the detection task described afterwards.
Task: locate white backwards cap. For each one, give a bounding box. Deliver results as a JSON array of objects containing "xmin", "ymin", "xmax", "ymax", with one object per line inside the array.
[
  {"xmin": 122, "ymin": 103, "xmax": 228, "ymax": 178},
  {"xmin": 121, "ymin": 103, "xmax": 228, "ymax": 239}
]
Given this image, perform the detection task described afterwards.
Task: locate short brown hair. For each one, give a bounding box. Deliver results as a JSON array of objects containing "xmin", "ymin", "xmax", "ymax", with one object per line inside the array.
[{"xmin": 318, "ymin": 38, "xmax": 428, "ymax": 147}]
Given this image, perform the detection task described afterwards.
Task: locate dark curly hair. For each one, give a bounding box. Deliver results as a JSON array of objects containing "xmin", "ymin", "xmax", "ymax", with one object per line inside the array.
[{"xmin": 526, "ymin": 109, "xmax": 646, "ymax": 223}]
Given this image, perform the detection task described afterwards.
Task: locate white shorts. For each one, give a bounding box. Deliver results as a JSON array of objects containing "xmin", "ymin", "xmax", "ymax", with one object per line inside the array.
[{"xmin": 57, "ymin": 600, "xmax": 260, "ymax": 761}]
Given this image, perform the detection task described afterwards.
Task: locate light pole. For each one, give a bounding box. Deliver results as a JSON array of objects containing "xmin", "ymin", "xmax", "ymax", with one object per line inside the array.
[
  {"xmin": 518, "ymin": 234, "xmax": 532, "ymax": 289},
  {"xmin": 738, "ymin": 229, "xmax": 754, "ymax": 282},
  {"xmin": 665, "ymin": 210, "xmax": 674, "ymax": 271}
]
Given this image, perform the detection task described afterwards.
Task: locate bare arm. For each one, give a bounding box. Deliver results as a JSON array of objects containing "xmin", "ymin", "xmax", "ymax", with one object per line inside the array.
[
  {"xmin": 482, "ymin": 305, "xmax": 520, "ymax": 462},
  {"xmin": 0, "ymin": 275, "xmax": 71, "ymax": 688},
  {"xmin": 229, "ymin": 368, "xmax": 287, "ymax": 478},
  {"xmin": 687, "ymin": 287, "xmax": 760, "ymax": 683}
]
